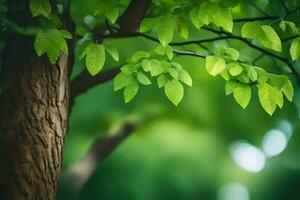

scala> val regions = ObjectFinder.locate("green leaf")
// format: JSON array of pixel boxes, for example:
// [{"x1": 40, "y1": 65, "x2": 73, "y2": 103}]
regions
[
  {"x1": 242, "y1": 23, "x2": 282, "y2": 51},
  {"x1": 105, "y1": 45, "x2": 119, "y2": 61},
  {"x1": 30, "y1": 0, "x2": 51, "y2": 18},
  {"x1": 131, "y1": 51, "x2": 149, "y2": 63},
  {"x1": 189, "y1": 7, "x2": 203, "y2": 29},
  {"x1": 213, "y1": 4, "x2": 233, "y2": 32},
  {"x1": 221, "y1": 70, "x2": 231, "y2": 81},
  {"x1": 178, "y1": 69, "x2": 192, "y2": 86},
  {"x1": 177, "y1": 17, "x2": 189, "y2": 39},
  {"x1": 156, "y1": 15, "x2": 174, "y2": 46},
  {"x1": 199, "y1": 2, "x2": 214, "y2": 25},
  {"x1": 124, "y1": 81, "x2": 139, "y2": 103},
  {"x1": 104, "y1": 7, "x2": 118, "y2": 23},
  {"x1": 85, "y1": 44, "x2": 105, "y2": 76},
  {"x1": 280, "y1": 20, "x2": 299, "y2": 34},
  {"x1": 59, "y1": 30, "x2": 72, "y2": 39},
  {"x1": 199, "y1": 2, "x2": 233, "y2": 32},
  {"x1": 34, "y1": 29, "x2": 69, "y2": 64},
  {"x1": 154, "y1": 45, "x2": 166, "y2": 55},
  {"x1": 157, "y1": 74, "x2": 168, "y2": 88},
  {"x1": 205, "y1": 56, "x2": 226, "y2": 76},
  {"x1": 114, "y1": 72, "x2": 133, "y2": 91},
  {"x1": 228, "y1": 63, "x2": 243, "y2": 76},
  {"x1": 165, "y1": 46, "x2": 174, "y2": 60},
  {"x1": 164, "y1": 79, "x2": 184, "y2": 106},
  {"x1": 149, "y1": 59, "x2": 164, "y2": 76},
  {"x1": 255, "y1": 67, "x2": 268, "y2": 84},
  {"x1": 137, "y1": 72, "x2": 151, "y2": 85},
  {"x1": 257, "y1": 83, "x2": 283, "y2": 115},
  {"x1": 233, "y1": 83, "x2": 251, "y2": 109},
  {"x1": 247, "y1": 67, "x2": 258, "y2": 82},
  {"x1": 142, "y1": 59, "x2": 151, "y2": 72},
  {"x1": 120, "y1": 64, "x2": 136, "y2": 74},
  {"x1": 268, "y1": 74, "x2": 293, "y2": 102},
  {"x1": 290, "y1": 37, "x2": 300, "y2": 61},
  {"x1": 221, "y1": 47, "x2": 239, "y2": 60},
  {"x1": 225, "y1": 80, "x2": 238, "y2": 95},
  {"x1": 282, "y1": 80, "x2": 294, "y2": 101},
  {"x1": 140, "y1": 18, "x2": 155, "y2": 33},
  {"x1": 260, "y1": 25, "x2": 282, "y2": 52},
  {"x1": 241, "y1": 22, "x2": 261, "y2": 39},
  {"x1": 154, "y1": 45, "x2": 173, "y2": 60},
  {"x1": 168, "y1": 68, "x2": 179, "y2": 79}
]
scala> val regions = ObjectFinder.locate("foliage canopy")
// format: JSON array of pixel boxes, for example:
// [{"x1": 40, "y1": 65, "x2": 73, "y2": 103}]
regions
[{"x1": 1, "y1": 0, "x2": 300, "y2": 116}]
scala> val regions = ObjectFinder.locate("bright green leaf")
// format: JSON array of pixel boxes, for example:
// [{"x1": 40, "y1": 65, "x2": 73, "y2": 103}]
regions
[
  {"x1": 114, "y1": 72, "x2": 133, "y2": 91},
  {"x1": 225, "y1": 80, "x2": 238, "y2": 95},
  {"x1": 142, "y1": 59, "x2": 151, "y2": 72},
  {"x1": 178, "y1": 69, "x2": 192, "y2": 86},
  {"x1": 228, "y1": 63, "x2": 243, "y2": 76},
  {"x1": 105, "y1": 45, "x2": 119, "y2": 61},
  {"x1": 149, "y1": 59, "x2": 164, "y2": 76},
  {"x1": 156, "y1": 16, "x2": 174, "y2": 46},
  {"x1": 131, "y1": 51, "x2": 149, "y2": 63},
  {"x1": 85, "y1": 44, "x2": 106, "y2": 76},
  {"x1": 189, "y1": 7, "x2": 203, "y2": 29},
  {"x1": 233, "y1": 83, "x2": 251, "y2": 109},
  {"x1": 257, "y1": 83, "x2": 283, "y2": 115},
  {"x1": 157, "y1": 74, "x2": 168, "y2": 88},
  {"x1": 241, "y1": 22, "x2": 261, "y2": 39},
  {"x1": 290, "y1": 37, "x2": 300, "y2": 61},
  {"x1": 168, "y1": 68, "x2": 179, "y2": 79},
  {"x1": 260, "y1": 25, "x2": 282, "y2": 52},
  {"x1": 137, "y1": 72, "x2": 151, "y2": 85},
  {"x1": 205, "y1": 56, "x2": 226, "y2": 76},
  {"x1": 124, "y1": 81, "x2": 139, "y2": 103},
  {"x1": 164, "y1": 79, "x2": 184, "y2": 106},
  {"x1": 282, "y1": 80, "x2": 294, "y2": 101},
  {"x1": 222, "y1": 47, "x2": 239, "y2": 60}
]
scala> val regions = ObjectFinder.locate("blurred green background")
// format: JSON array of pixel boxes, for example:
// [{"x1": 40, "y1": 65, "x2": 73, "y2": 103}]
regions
[{"x1": 57, "y1": 0, "x2": 300, "y2": 199}]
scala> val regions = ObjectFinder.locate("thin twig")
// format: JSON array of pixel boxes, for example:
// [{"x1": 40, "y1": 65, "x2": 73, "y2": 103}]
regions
[
  {"x1": 173, "y1": 49, "x2": 205, "y2": 58},
  {"x1": 234, "y1": 16, "x2": 278, "y2": 22}
]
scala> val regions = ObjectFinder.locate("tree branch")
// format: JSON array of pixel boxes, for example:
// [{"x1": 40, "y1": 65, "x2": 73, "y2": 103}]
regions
[
  {"x1": 173, "y1": 49, "x2": 205, "y2": 59},
  {"x1": 62, "y1": 122, "x2": 136, "y2": 191},
  {"x1": 70, "y1": 67, "x2": 120, "y2": 101},
  {"x1": 233, "y1": 16, "x2": 278, "y2": 22},
  {"x1": 118, "y1": 0, "x2": 151, "y2": 33}
]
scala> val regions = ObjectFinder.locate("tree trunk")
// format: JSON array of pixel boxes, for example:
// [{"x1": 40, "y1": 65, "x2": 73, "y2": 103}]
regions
[{"x1": 0, "y1": 33, "x2": 69, "y2": 199}]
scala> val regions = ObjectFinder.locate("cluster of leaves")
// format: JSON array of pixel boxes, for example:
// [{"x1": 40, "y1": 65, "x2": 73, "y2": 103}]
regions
[
  {"x1": 30, "y1": 0, "x2": 73, "y2": 64},
  {"x1": 26, "y1": 0, "x2": 298, "y2": 116},
  {"x1": 140, "y1": 1, "x2": 235, "y2": 47},
  {"x1": 114, "y1": 45, "x2": 192, "y2": 105},
  {"x1": 205, "y1": 47, "x2": 293, "y2": 116}
]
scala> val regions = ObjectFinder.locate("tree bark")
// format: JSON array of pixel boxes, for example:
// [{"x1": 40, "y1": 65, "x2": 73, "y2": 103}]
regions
[{"x1": 0, "y1": 34, "x2": 69, "y2": 199}]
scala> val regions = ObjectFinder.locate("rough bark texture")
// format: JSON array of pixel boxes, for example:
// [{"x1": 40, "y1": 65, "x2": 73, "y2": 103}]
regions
[{"x1": 0, "y1": 34, "x2": 69, "y2": 199}]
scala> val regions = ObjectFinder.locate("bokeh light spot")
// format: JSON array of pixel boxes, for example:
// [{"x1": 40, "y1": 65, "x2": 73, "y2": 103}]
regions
[
  {"x1": 262, "y1": 129, "x2": 288, "y2": 157},
  {"x1": 230, "y1": 142, "x2": 265, "y2": 173},
  {"x1": 218, "y1": 183, "x2": 250, "y2": 200}
]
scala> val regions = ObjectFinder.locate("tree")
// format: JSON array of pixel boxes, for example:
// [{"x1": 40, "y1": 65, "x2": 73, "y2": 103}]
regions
[{"x1": 0, "y1": 0, "x2": 299, "y2": 199}]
